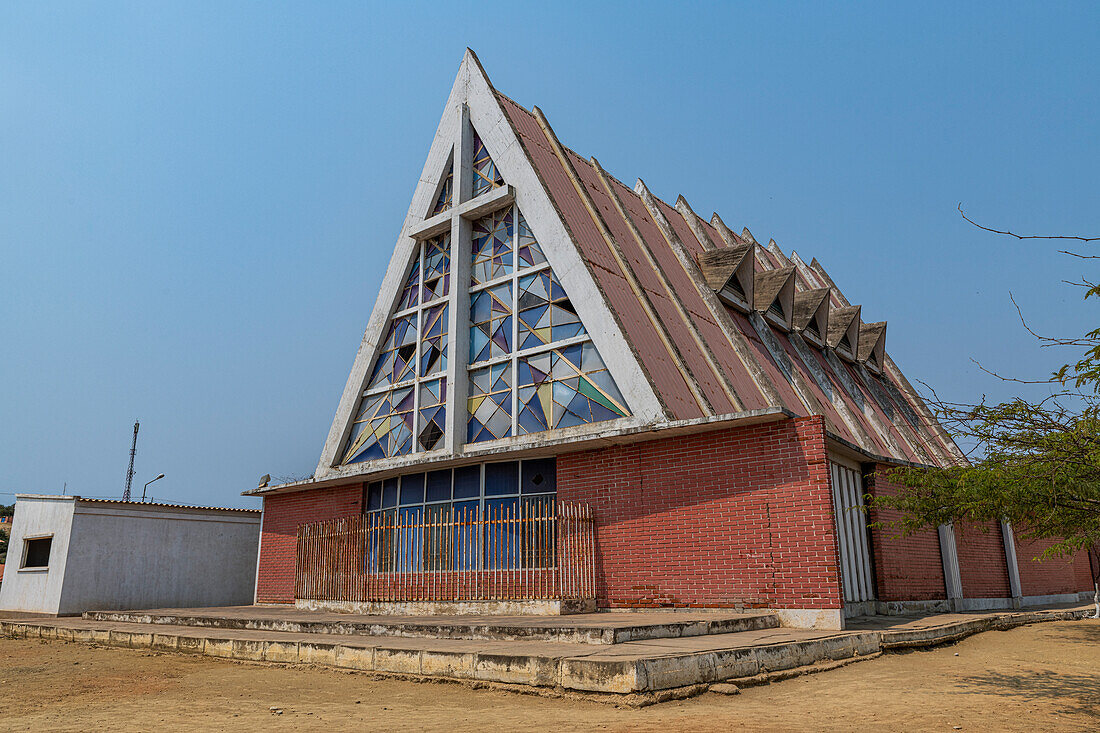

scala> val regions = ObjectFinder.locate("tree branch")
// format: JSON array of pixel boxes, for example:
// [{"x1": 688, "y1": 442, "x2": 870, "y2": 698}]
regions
[{"x1": 959, "y1": 204, "x2": 1100, "y2": 242}]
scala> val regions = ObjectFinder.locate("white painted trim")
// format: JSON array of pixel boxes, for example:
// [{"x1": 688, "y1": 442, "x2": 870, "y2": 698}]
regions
[
  {"x1": 315, "y1": 76, "x2": 463, "y2": 477},
  {"x1": 248, "y1": 406, "x2": 789, "y2": 496},
  {"x1": 938, "y1": 523, "x2": 963, "y2": 601},
  {"x1": 316, "y1": 51, "x2": 665, "y2": 477},
  {"x1": 1000, "y1": 520, "x2": 1023, "y2": 599},
  {"x1": 253, "y1": 504, "x2": 265, "y2": 605}
]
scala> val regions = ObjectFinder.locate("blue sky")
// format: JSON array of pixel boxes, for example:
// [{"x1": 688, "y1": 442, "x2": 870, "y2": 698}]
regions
[{"x1": 2, "y1": 2, "x2": 1097, "y2": 508}]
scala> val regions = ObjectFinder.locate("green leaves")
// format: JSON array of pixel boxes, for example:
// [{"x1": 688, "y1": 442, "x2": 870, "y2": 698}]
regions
[{"x1": 873, "y1": 272, "x2": 1100, "y2": 559}]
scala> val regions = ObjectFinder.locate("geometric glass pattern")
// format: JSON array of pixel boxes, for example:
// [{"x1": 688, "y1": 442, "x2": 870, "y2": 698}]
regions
[
  {"x1": 465, "y1": 202, "x2": 630, "y2": 443},
  {"x1": 516, "y1": 342, "x2": 629, "y2": 434},
  {"x1": 468, "y1": 363, "x2": 512, "y2": 443},
  {"x1": 342, "y1": 385, "x2": 415, "y2": 462},
  {"x1": 418, "y1": 377, "x2": 447, "y2": 451},
  {"x1": 431, "y1": 162, "x2": 453, "y2": 216},
  {"x1": 471, "y1": 208, "x2": 513, "y2": 285},
  {"x1": 422, "y1": 233, "x2": 450, "y2": 302},
  {"x1": 471, "y1": 130, "x2": 503, "y2": 198},
  {"x1": 368, "y1": 312, "x2": 418, "y2": 389},
  {"x1": 341, "y1": 232, "x2": 456, "y2": 464},
  {"x1": 517, "y1": 212, "x2": 546, "y2": 270},
  {"x1": 397, "y1": 258, "x2": 420, "y2": 311},
  {"x1": 517, "y1": 269, "x2": 585, "y2": 350},
  {"x1": 420, "y1": 303, "x2": 448, "y2": 377},
  {"x1": 469, "y1": 283, "x2": 512, "y2": 364}
]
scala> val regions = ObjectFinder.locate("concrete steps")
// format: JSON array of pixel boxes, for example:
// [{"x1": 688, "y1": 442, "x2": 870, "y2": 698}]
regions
[
  {"x1": 0, "y1": 615, "x2": 873, "y2": 697},
  {"x1": 83, "y1": 606, "x2": 780, "y2": 645},
  {"x1": 2, "y1": 603, "x2": 1092, "y2": 703}
]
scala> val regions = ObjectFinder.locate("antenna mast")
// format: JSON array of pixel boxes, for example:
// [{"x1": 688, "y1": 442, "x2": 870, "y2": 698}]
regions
[{"x1": 123, "y1": 421, "x2": 139, "y2": 501}]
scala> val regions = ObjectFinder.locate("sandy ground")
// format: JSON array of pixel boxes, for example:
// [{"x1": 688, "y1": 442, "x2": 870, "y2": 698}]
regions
[{"x1": 0, "y1": 620, "x2": 1097, "y2": 732}]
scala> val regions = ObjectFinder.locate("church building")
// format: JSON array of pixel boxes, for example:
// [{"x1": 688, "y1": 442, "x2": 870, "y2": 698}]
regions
[{"x1": 247, "y1": 51, "x2": 1095, "y2": 629}]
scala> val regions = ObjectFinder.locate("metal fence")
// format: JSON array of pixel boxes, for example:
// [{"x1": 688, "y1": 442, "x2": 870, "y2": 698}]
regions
[{"x1": 295, "y1": 501, "x2": 596, "y2": 603}]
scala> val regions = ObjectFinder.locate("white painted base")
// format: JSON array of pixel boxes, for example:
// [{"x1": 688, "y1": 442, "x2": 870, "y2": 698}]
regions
[
  {"x1": 295, "y1": 598, "x2": 596, "y2": 616},
  {"x1": 861, "y1": 591, "x2": 1094, "y2": 616},
  {"x1": 1019, "y1": 591, "x2": 1093, "y2": 608},
  {"x1": 773, "y1": 608, "x2": 844, "y2": 630}
]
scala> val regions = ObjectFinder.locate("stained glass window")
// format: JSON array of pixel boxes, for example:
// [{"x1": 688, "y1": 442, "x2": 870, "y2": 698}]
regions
[
  {"x1": 517, "y1": 269, "x2": 585, "y2": 350},
  {"x1": 471, "y1": 208, "x2": 513, "y2": 285},
  {"x1": 418, "y1": 378, "x2": 446, "y2": 451},
  {"x1": 431, "y1": 163, "x2": 453, "y2": 215},
  {"x1": 516, "y1": 342, "x2": 628, "y2": 434},
  {"x1": 343, "y1": 231, "x2": 454, "y2": 464},
  {"x1": 397, "y1": 259, "x2": 420, "y2": 311},
  {"x1": 469, "y1": 283, "x2": 512, "y2": 363},
  {"x1": 342, "y1": 385, "x2": 415, "y2": 462},
  {"x1": 466, "y1": 203, "x2": 631, "y2": 443},
  {"x1": 468, "y1": 363, "x2": 512, "y2": 442},
  {"x1": 471, "y1": 131, "x2": 503, "y2": 197},
  {"x1": 368, "y1": 313, "x2": 418, "y2": 389},
  {"x1": 420, "y1": 303, "x2": 448, "y2": 377},
  {"x1": 517, "y1": 213, "x2": 546, "y2": 270},
  {"x1": 422, "y1": 233, "x2": 450, "y2": 302}
]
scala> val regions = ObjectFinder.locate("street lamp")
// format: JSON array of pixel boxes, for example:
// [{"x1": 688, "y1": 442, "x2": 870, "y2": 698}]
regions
[{"x1": 142, "y1": 473, "x2": 165, "y2": 503}]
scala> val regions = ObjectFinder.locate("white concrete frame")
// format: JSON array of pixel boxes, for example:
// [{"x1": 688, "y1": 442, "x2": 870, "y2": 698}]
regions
[
  {"x1": 315, "y1": 51, "x2": 662, "y2": 480},
  {"x1": 828, "y1": 456, "x2": 875, "y2": 606}
]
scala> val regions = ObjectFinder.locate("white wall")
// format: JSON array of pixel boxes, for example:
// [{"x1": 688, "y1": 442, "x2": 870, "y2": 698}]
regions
[
  {"x1": 0, "y1": 496, "x2": 77, "y2": 614},
  {"x1": 0, "y1": 496, "x2": 261, "y2": 615}
]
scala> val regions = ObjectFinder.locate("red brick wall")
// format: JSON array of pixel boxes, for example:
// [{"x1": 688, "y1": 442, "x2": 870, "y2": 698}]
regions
[
  {"x1": 557, "y1": 416, "x2": 842, "y2": 610},
  {"x1": 865, "y1": 466, "x2": 947, "y2": 602},
  {"x1": 955, "y1": 521, "x2": 1011, "y2": 599},
  {"x1": 1074, "y1": 549, "x2": 1098, "y2": 593},
  {"x1": 256, "y1": 484, "x2": 363, "y2": 603},
  {"x1": 1015, "y1": 539, "x2": 1093, "y2": 597}
]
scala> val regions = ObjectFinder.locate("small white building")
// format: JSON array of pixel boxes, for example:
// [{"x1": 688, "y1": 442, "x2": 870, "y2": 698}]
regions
[{"x1": 0, "y1": 494, "x2": 261, "y2": 615}]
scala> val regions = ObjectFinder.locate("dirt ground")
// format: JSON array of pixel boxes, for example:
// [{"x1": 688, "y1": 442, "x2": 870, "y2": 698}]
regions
[{"x1": 0, "y1": 620, "x2": 1097, "y2": 732}]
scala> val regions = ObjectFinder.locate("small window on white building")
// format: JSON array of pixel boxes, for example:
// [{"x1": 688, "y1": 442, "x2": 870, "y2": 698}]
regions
[{"x1": 21, "y1": 536, "x2": 52, "y2": 569}]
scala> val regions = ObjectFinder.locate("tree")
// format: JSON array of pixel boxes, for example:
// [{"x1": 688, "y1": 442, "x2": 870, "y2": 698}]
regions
[{"x1": 873, "y1": 206, "x2": 1100, "y2": 613}]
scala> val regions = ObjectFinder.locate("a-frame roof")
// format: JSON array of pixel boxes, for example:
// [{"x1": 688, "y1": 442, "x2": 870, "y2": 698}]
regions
[
  {"x1": 489, "y1": 59, "x2": 964, "y2": 469},
  {"x1": 246, "y1": 50, "x2": 964, "y2": 497}
]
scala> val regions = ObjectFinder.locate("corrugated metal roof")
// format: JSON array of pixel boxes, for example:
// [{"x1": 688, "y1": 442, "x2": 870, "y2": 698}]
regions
[
  {"x1": 494, "y1": 85, "x2": 965, "y2": 469},
  {"x1": 73, "y1": 496, "x2": 260, "y2": 513}
]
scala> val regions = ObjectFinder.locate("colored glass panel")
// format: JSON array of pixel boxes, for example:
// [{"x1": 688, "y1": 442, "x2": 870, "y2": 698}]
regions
[
  {"x1": 516, "y1": 212, "x2": 546, "y2": 270},
  {"x1": 397, "y1": 258, "x2": 420, "y2": 310},
  {"x1": 517, "y1": 268, "x2": 586, "y2": 350},
  {"x1": 516, "y1": 342, "x2": 629, "y2": 434},
  {"x1": 471, "y1": 130, "x2": 503, "y2": 197},
  {"x1": 431, "y1": 163, "x2": 453, "y2": 215},
  {"x1": 469, "y1": 283, "x2": 512, "y2": 363},
  {"x1": 418, "y1": 378, "x2": 447, "y2": 451},
  {"x1": 420, "y1": 303, "x2": 448, "y2": 377},
  {"x1": 471, "y1": 208, "x2": 513, "y2": 285},
  {"x1": 467, "y1": 362, "x2": 512, "y2": 443},
  {"x1": 422, "y1": 233, "x2": 450, "y2": 302},
  {"x1": 368, "y1": 312, "x2": 418, "y2": 389},
  {"x1": 342, "y1": 385, "x2": 415, "y2": 462}
]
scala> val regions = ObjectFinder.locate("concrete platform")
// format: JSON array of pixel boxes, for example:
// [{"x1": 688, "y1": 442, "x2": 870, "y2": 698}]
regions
[
  {"x1": 83, "y1": 605, "x2": 779, "y2": 644},
  {"x1": 2, "y1": 603, "x2": 1095, "y2": 702}
]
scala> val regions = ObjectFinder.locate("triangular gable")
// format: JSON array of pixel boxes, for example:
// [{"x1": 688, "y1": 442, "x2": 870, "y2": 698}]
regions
[
  {"x1": 754, "y1": 266, "x2": 796, "y2": 330},
  {"x1": 857, "y1": 321, "x2": 887, "y2": 372},
  {"x1": 827, "y1": 305, "x2": 861, "y2": 359},
  {"x1": 697, "y1": 244, "x2": 754, "y2": 310},
  {"x1": 316, "y1": 51, "x2": 662, "y2": 478},
  {"x1": 793, "y1": 288, "x2": 830, "y2": 346}
]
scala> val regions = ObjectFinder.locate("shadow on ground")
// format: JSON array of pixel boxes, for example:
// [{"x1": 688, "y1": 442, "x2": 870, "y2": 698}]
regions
[{"x1": 956, "y1": 669, "x2": 1100, "y2": 720}]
